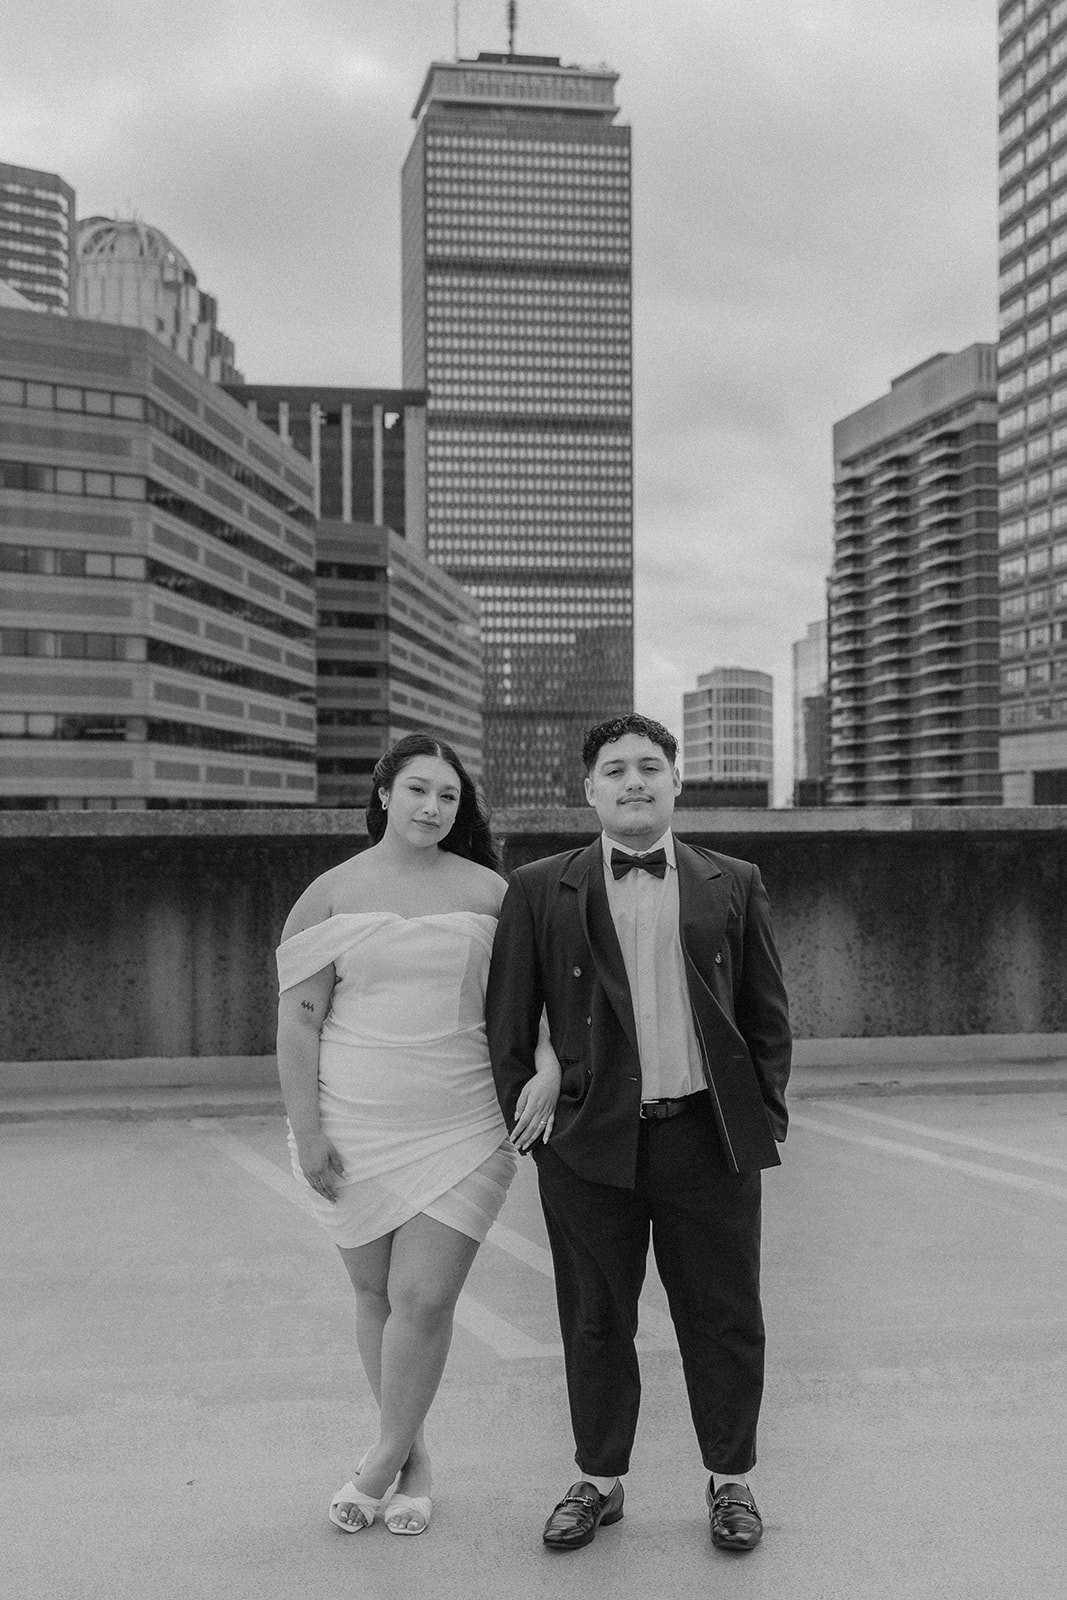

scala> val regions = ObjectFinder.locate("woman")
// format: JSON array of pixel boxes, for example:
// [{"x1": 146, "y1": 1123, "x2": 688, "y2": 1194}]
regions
[{"x1": 276, "y1": 732, "x2": 559, "y2": 1536}]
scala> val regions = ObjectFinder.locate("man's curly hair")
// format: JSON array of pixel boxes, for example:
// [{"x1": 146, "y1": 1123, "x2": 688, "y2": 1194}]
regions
[{"x1": 582, "y1": 713, "x2": 678, "y2": 771}]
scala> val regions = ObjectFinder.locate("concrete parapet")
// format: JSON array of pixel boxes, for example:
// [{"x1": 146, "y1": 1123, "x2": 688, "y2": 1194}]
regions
[{"x1": 2, "y1": 807, "x2": 1067, "y2": 1068}]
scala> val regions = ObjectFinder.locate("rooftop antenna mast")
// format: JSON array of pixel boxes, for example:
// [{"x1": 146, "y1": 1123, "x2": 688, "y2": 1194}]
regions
[
  {"x1": 453, "y1": 0, "x2": 460, "y2": 59},
  {"x1": 507, "y1": 0, "x2": 517, "y2": 56}
]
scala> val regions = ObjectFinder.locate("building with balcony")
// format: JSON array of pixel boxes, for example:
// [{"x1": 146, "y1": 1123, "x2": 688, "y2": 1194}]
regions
[
  {"x1": 76, "y1": 217, "x2": 241, "y2": 384},
  {"x1": 227, "y1": 386, "x2": 482, "y2": 803},
  {"x1": 792, "y1": 618, "x2": 828, "y2": 805},
  {"x1": 997, "y1": 0, "x2": 1067, "y2": 804},
  {"x1": 0, "y1": 161, "x2": 76, "y2": 314},
  {"x1": 828, "y1": 346, "x2": 1000, "y2": 806},
  {"x1": 0, "y1": 305, "x2": 317, "y2": 808},
  {"x1": 682, "y1": 667, "x2": 773, "y2": 806},
  {"x1": 402, "y1": 51, "x2": 633, "y2": 806}
]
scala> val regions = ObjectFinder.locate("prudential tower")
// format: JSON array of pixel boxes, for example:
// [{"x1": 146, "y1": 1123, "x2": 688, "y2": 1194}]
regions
[{"x1": 401, "y1": 48, "x2": 634, "y2": 805}]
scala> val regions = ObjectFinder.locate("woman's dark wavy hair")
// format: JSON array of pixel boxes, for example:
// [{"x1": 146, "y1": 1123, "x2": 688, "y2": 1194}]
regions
[{"x1": 365, "y1": 731, "x2": 502, "y2": 871}]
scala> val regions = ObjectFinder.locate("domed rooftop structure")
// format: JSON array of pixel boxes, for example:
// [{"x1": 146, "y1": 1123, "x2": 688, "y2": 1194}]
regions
[
  {"x1": 75, "y1": 214, "x2": 241, "y2": 384},
  {"x1": 77, "y1": 217, "x2": 197, "y2": 284}
]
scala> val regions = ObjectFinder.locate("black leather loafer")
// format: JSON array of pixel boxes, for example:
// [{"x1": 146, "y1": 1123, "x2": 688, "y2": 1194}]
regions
[
  {"x1": 707, "y1": 1479, "x2": 762, "y2": 1551},
  {"x1": 542, "y1": 1479, "x2": 624, "y2": 1550}
]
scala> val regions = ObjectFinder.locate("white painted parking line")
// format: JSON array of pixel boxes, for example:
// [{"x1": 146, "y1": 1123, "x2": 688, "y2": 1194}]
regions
[
  {"x1": 814, "y1": 1101, "x2": 1067, "y2": 1173},
  {"x1": 791, "y1": 1111, "x2": 1067, "y2": 1203}
]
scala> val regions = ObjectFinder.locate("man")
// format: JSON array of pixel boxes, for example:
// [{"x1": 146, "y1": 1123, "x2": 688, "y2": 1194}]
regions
[{"x1": 486, "y1": 713, "x2": 790, "y2": 1555}]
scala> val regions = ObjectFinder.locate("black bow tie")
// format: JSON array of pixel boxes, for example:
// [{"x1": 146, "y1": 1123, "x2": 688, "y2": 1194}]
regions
[{"x1": 610, "y1": 847, "x2": 668, "y2": 880}]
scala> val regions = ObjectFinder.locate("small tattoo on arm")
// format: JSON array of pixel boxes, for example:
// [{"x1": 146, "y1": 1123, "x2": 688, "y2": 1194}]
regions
[{"x1": 300, "y1": 1000, "x2": 316, "y2": 1014}]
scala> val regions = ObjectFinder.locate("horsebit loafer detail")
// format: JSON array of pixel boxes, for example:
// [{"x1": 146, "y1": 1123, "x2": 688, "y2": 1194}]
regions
[
  {"x1": 542, "y1": 1479, "x2": 625, "y2": 1550},
  {"x1": 707, "y1": 1480, "x2": 763, "y2": 1551}
]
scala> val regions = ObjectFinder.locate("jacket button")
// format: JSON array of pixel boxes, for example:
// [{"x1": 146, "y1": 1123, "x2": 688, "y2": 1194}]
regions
[
  {"x1": 573, "y1": 966, "x2": 582, "y2": 977},
  {"x1": 714, "y1": 952, "x2": 723, "y2": 964},
  {"x1": 586, "y1": 1015, "x2": 592, "y2": 1025}
]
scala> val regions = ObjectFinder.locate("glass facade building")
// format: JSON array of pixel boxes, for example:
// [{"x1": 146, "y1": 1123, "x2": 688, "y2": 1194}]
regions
[
  {"x1": 683, "y1": 668, "x2": 774, "y2": 804},
  {"x1": 828, "y1": 347, "x2": 1000, "y2": 806},
  {"x1": 402, "y1": 52, "x2": 633, "y2": 806},
  {"x1": 0, "y1": 306, "x2": 317, "y2": 808},
  {"x1": 0, "y1": 161, "x2": 76, "y2": 314},
  {"x1": 997, "y1": 0, "x2": 1067, "y2": 804}
]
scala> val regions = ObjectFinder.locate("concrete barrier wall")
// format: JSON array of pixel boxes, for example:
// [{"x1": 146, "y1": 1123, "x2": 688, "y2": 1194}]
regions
[{"x1": 2, "y1": 807, "x2": 1066, "y2": 1064}]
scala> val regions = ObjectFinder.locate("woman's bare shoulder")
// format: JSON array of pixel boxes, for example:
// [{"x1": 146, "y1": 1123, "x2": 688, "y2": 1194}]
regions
[
  {"x1": 448, "y1": 856, "x2": 508, "y2": 914},
  {"x1": 280, "y1": 850, "x2": 375, "y2": 938}
]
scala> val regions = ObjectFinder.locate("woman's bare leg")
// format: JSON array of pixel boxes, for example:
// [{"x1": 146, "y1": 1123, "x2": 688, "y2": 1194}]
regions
[{"x1": 351, "y1": 1213, "x2": 479, "y2": 1523}]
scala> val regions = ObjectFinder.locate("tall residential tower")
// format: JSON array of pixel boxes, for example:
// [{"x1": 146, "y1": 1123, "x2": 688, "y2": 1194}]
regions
[
  {"x1": 997, "y1": 0, "x2": 1067, "y2": 803},
  {"x1": 828, "y1": 347, "x2": 1000, "y2": 805},
  {"x1": 402, "y1": 52, "x2": 633, "y2": 805}
]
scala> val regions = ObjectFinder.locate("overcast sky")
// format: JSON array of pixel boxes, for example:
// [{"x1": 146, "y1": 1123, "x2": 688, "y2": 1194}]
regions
[{"x1": 0, "y1": 0, "x2": 997, "y2": 800}]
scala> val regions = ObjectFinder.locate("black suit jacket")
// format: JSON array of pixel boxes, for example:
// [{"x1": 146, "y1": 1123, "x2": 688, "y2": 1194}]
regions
[{"x1": 486, "y1": 836, "x2": 791, "y2": 1187}]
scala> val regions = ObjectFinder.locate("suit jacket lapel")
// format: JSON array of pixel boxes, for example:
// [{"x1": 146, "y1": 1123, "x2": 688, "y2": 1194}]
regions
[
  {"x1": 562, "y1": 840, "x2": 639, "y2": 1059},
  {"x1": 675, "y1": 838, "x2": 730, "y2": 988}
]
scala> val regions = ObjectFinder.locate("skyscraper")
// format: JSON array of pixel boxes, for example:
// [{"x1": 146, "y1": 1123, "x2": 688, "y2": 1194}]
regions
[
  {"x1": 77, "y1": 217, "x2": 241, "y2": 383},
  {"x1": 683, "y1": 668, "x2": 774, "y2": 805},
  {"x1": 827, "y1": 347, "x2": 1000, "y2": 806},
  {"x1": 402, "y1": 51, "x2": 633, "y2": 805},
  {"x1": 0, "y1": 161, "x2": 76, "y2": 313},
  {"x1": 997, "y1": 0, "x2": 1067, "y2": 803}
]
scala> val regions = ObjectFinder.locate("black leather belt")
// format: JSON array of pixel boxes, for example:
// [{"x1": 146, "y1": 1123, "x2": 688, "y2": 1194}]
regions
[{"x1": 639, "y1": 1090, "x2": 708, "y2": 1121}]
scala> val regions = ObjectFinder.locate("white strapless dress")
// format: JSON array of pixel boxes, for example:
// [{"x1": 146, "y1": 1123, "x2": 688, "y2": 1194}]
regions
[{"x1": 275, "y1": 911, "x2": 516, "y2": 1249}]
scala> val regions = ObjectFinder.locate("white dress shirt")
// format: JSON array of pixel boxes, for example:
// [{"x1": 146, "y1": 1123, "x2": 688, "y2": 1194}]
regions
[{"x1": 600, "y1": 829, "x2": 705, "y2": 1101}]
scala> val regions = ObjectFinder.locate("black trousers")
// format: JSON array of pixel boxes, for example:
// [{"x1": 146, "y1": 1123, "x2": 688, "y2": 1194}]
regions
[{"x1": 535, "y1": 1094, "x2": 764, "y2": 1478}]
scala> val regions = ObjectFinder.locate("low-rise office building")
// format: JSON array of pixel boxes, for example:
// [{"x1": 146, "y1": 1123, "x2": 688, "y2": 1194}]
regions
[{"x1": 0, "y1": 305, "x2": 317, "y2": 808}]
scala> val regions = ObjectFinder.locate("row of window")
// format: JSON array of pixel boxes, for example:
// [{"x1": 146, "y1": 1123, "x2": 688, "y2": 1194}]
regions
[
  {"x1": 1000, "y1": 698, "x2": 1067, "y2": 723},
  {"x1": 427, "y1": 138, "x2": 626, "y2": 162},
  {"x1": 428, "y1": 271, "x2": 628, "y2": 293},
  {"x1": 0, "y1": 713, "x2": 311, "y2": 760},
  {"x1": 0, "y1": 459, "x2": 311, "y2": 586},
  {"x1": 1, "y1": 374, "x2": 311, "y2": 524},
  {"x1": 0, "y1": 630, "x2": 312, "y2": 702},
  {"x1": 0, "y1": 459, "x2": 144, "y2": 499},
  {"x1": 0, "y1": 197, "x2": 68, "y2": 226},
  {"x1": 0, "y1": 544, "x2": 144, "y2": 579},
  {"x1": 427, "y1": 245, "x2": 630, "y2": 267},
  {"x1": 0, "y1": 375, "x2": 144, "y2": 418},
  {"x1": 0, "y1": 179, "x2": 71, "y2": 206},
  {"x1": 999, "y1": 504, "x2": 1067, "y2": 544},
  {"x1": 429, "y1": 432, "x2": 630, "y2": 454},
  {"x1": 1002, "y1": 619, "x2": 1067, "y2": 652},
  {"x1": 1002, "y1": 656, "x2": 1067, "y2": 687}
]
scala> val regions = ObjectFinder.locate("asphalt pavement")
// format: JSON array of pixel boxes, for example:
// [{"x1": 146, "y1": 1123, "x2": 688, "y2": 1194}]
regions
[{"x1": 2, "y1": 1084, "x2": 1066, "y2": 1600}]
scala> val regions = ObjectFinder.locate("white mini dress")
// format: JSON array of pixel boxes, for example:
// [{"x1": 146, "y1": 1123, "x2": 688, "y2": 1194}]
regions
[{"x1": 275, "y1": 911, "x2": 515, "y2": 1249}]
